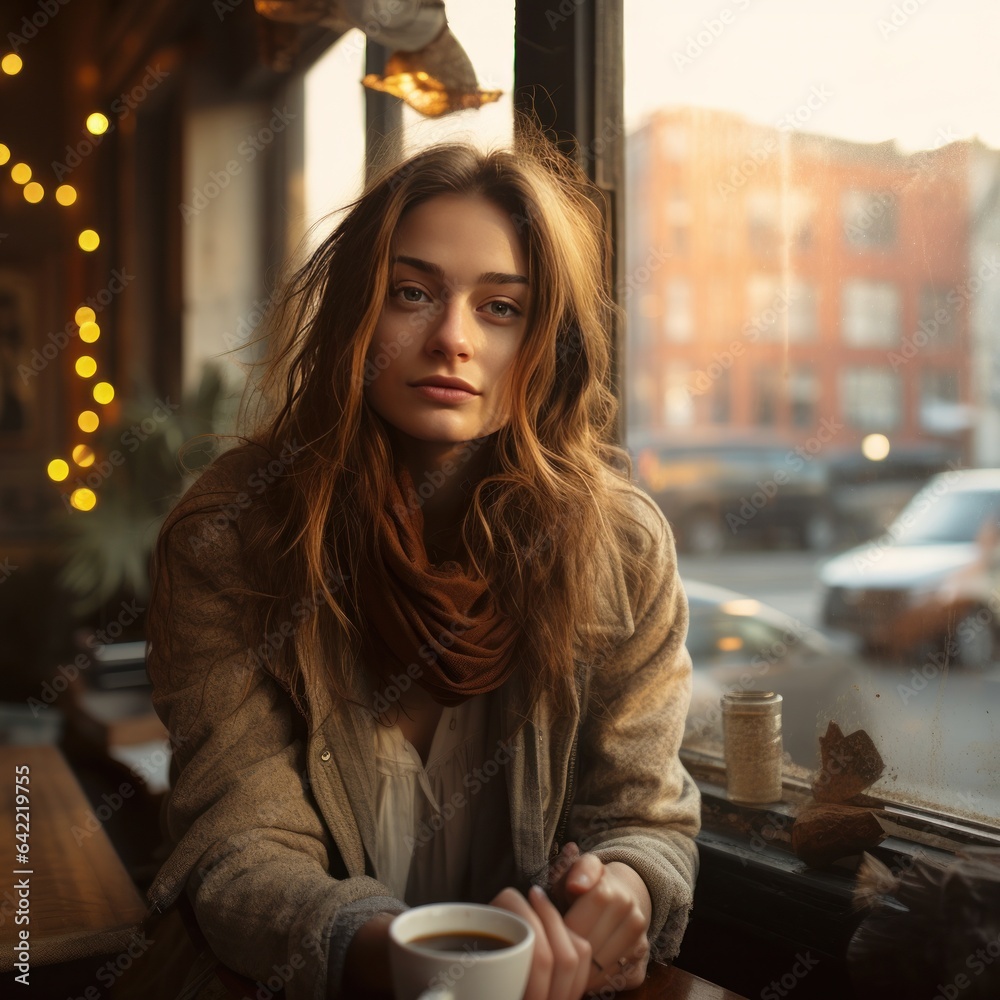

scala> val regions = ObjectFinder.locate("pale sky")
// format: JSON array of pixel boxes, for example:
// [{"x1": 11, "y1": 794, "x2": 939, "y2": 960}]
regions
[
  {"x1": 303, "y1": 0, "x2": 1000, "y2": 230},
  {"x1": 625, "y1": 0, "x2": 1000, "y2": 151}
]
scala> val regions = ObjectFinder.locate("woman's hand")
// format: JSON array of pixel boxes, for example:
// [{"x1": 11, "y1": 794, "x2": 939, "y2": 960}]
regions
[
  {"x1": 489, "y1": 885, "x2": 592, "y2": 1000},
  {"x1": 556, "y1": 844, "x2": 653, "y2": 993}
]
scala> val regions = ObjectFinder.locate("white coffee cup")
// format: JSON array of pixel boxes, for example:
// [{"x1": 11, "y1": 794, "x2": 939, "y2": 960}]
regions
[{"x1": 389, "y1": 902, "x2": 535, "y2": 1000}]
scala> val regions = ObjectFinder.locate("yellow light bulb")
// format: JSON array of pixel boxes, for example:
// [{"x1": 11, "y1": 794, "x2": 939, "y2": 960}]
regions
[
  {"x1": 75, "y1": 306, "x2": 96, "y2": 325},
  {"x1": 23, "y1": 181, "x2": 43, "y2": 203},
  {"x1": 0, "y1": 144, "x2": 10, "y2": 166},
  {"x1": 75, "y1": 355, "x2": 97, "y2": 378},
  {"x1": 10, "y1": 162, "x2": 31, "y2": 184},
  {"x1": 1, "y1": 54, "x2": 22, "y2": 76},
  {"x1": 56, "y1": 184, "x2": 77, "y2": 206},
  {"x1": 70, "y1": 488, "x2": 97, "y2": 511},
  {"x1": 79, "y1": 321, "x2": 100, "y2": 343},
  {"x1": 86, "y1": 113, "x2": 109, "y2": 136},
  {"x1": 78, "y1": 229, "x2": 100, "y2": 252},
  {"x1": 93, "y1": 382, "x2": 115, "y2": 404},
  {"x1": 72, "y1": 444, "x2": 95, "y2": 468},
  {"x1": 78, "y1": 410, "x2": 99, "y2": 433},
  {"x1": 47, "y1": 459, "x2": 69, "y2": 482}
]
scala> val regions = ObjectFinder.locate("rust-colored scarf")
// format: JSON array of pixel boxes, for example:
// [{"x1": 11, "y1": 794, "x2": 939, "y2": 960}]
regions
[{"x1": 357, "y1": 463, "x2": 520, "y2": 707}]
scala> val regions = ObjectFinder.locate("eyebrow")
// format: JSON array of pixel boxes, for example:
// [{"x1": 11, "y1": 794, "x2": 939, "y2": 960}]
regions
[{"x1": 393, "y1": 255, "x2": 529, "y2": 286}]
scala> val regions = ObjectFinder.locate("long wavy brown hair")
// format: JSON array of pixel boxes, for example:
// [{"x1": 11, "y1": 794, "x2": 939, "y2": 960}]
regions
[{"x1": 153, "y1": 125, "x2": 663, "y2": 723}]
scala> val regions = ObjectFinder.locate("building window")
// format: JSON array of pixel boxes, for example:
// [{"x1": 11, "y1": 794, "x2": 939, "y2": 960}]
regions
[
  {"x1": 842, "y1": 279, "x2": 901, "y2": 347},
  {"x1": 746, "y1": 189, "x2": 780, "y2": 255},
  {"x1": 630, "y1": 369, "x2": 659, "y2": 428},
  {"x1": 710, "y1": 367, "x2": 731, "y2": 424},
  {"x1": 842, "y1": 369, "x2": 902, "y2": 430},
  {"x1": 753, "y1": 367, "x2": 780, "y2": 425},
  {"x1": 665, "y1": 278, "x2": 693, "y2": 342},
  {"x1": 842, "y1": 190, "x2": 898, "y2": 249},
  {"x1": 747, "y1": 276, "x2": 816, "y2": 341},
  {"x1": 920, "y1": 369, "x2": 966, "y2": 433},
  {"x1": 707, "y1": 278, "x2": 728, "y2": 337},
  {"x1": 660, "y1": 123, "x2": 688, "y2": 162},
  {"x1": 789, "y1": 368, "x2": 817, "y2": 428},
  {"x1": 789, "y1": 188, "x2": 815, "y2": 252},
  {"x1": 918, "y1": 285, "x2": 958, "y2": 345},
  {"x1": 666, "y1": 194, "x2": 691, "y2": 254},
  {"x1": 665, "y1": 363, "x2": 694, "y2": 426}
]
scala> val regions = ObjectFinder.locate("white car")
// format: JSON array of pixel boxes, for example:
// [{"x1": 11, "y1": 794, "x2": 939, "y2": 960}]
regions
[{"x1": 819, "y1": 469, "x2": 1000, "y2": 667}]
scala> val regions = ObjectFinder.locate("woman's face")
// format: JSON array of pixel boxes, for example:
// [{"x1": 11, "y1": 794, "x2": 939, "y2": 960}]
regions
[{"x1": 364, "y1": 193, "x2": 531, "y2": 456}]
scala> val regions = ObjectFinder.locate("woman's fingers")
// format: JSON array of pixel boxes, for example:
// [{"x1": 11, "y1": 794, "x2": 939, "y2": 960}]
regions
[
  {"x1": 559, "y1": 858, "x2": 652, "y2": 993},
  {"x1": 490, "y1": 886, "x2": 590, "y2": 1000},
  {"x1": 528, "y1": 884, "x2": 591, "y2": 1000},
  {"x1": 489, "y1": 888, "x2": 551, "y2": 1000}
]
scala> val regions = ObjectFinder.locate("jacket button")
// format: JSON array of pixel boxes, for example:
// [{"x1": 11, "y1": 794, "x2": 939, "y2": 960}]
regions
[{"x1": 320, "y1": 749, "x2": 331, "y2": 762}]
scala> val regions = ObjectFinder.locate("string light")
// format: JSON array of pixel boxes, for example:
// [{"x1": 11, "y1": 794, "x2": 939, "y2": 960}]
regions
[
  {"x1": 72, "y1": 445, "x2": 95, "y2": 468},
  {"x1": 70, "y1": 488, "x2": 97, "y2": 511},
  {"x1": 78, "y1": 410, "x2": 99, "y2": 433},
  {"x1": 93, "y1": 382, "x2": 115, "y2": 404},
  {"x1": 55, "y1": 184, "x2": 77, "y2": 206},
  {"x1": 10, "y1": 162, "x2": 31, "y2": 184},
  {"x1": 78, "y1": 229, "x2": 100, "y2": 251},
  {"x1": 79, "y1": 321, "x2": 100, "y2": 343},
  {"x1": 86, "y1": 113, "x2": 109, "y2": 135},
  {"x1": 1, "y1": 54, "x2": 22, "y2": 76},
  {"x1": 47, "y1": 459, "x2": 69, "y2": 482},
  {"x1": 23, "y1": 181, "x2": 43, "y2": 203},
  {"x1": 0, "y1": 144, "x2": 10, "y2": 165},
  {"x1": 75, "y1": 306, "x2": 96, "y2": 325},
  {"x1": 75, "y1": 356, "x2": 97, "y2": 378}
]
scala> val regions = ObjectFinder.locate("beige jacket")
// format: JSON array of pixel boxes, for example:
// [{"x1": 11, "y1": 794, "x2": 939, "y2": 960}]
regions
[{"x1": 144, "y1": 446, "x2": 700, "y2": 1000}]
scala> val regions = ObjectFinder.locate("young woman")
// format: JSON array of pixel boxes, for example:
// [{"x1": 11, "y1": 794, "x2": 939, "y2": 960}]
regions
[{"x1": 142, "y1": 132, "x2": 700, "y2": 1000}]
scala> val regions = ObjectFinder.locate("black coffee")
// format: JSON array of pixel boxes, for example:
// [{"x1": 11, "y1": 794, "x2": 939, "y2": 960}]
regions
[{"x1": 411, "y1": 931, "x2": 514, "y2": 953}]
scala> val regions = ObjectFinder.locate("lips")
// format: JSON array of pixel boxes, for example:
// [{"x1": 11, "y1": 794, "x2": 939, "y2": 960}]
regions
[{"x1": 410, "y1": 376, "x2": 479, "y2": 394}]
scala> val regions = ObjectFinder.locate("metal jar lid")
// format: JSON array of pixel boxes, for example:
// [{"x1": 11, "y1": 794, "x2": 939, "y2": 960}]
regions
[{"x1": 721, "y1": 690, "x2": 783, "y2": 714}]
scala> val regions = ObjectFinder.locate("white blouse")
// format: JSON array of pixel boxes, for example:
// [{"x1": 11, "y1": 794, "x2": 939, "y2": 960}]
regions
[{"x1": 373, "y1": 690, "x2": 516, "y2": 906}]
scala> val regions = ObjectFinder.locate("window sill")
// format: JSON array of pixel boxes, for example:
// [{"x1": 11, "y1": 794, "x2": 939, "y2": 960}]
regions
[
  {"x1": 681, "y1": 746, "x2": 1000, "y2": 853},
  {"x1": 676, "y1": 756, "x2": 999, "y2": 998}
]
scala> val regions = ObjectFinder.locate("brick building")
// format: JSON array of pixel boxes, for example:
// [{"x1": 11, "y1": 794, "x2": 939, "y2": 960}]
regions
[{"x1": 624, "y1": 108, "x2": 973, "y2": 459}]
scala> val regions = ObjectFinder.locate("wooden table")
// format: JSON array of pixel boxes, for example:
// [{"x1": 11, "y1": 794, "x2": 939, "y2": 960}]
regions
[
  {"x1": 630, "y1": 963, "x2": 749, "y2": 999},
  {"x1": 0, "y1": 744, "x2": 147, "y2": 972}
]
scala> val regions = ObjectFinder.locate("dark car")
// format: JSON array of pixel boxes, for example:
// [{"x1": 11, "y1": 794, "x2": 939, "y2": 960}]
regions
[{"x1": 628, "y1": 436, "x2": 834, "y2": 555}]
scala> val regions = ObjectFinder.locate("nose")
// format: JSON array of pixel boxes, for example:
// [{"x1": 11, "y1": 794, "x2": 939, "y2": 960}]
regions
[{"x1": 423, "y1": 291, "x2": 474, "y2": 362}]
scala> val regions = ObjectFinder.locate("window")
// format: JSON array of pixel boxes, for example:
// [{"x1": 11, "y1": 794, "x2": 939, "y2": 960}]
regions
[
  {"x1": 842, "y1": 279, "x2": 901, "y2": 346},
  {"x1": 746, "y1": 189, "x2": 780, "y2": 255},
  {"x1": 920, "y1": 368, "x2": 965, "y2": 432},
  {"x1": 788, "y1": 188, "x2": 815, "y2": 252},
  {"x1": 789, "y1": 368, "x2": 817, "y2": 428},
  {"x1": 706, "y1": 278, "x2": 728, "y2": 337},
  {"x1": 664, "y1": 363, "x2": 694, "y2": 426},
  {"x1": 753, "y1": 368, "x2": 780, "y2": 425},
  {"x1": 843, "y1": 189, "x2": 898, "y2": 249},
  {"x1": 302, "y1": 34, "x2": 366, "y2": 245},
  {"x1": 664, "y1": 278, "x2": 693, "y2": 342},
  {"x1": 709, "y1": 368, "x2": 731, "y2": 425},
  {"x1": 666, "y1": 194, "x2": 691, "y2": 254},
  {"x1": 919, "y1": 285, "x2": 958, "y2": 345},
  {"x1": 842, "y1": 368, "x2": 902, "y2": 429},
  {"x1": 747, "y1": 276, "x2": 817, "y2": 342},
  {"x1": 625, "y1": 1, "x2": 998, "y2": 833},
  {"x1": 660, "y1": 122, "x2": 688, "y2": 162}
]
